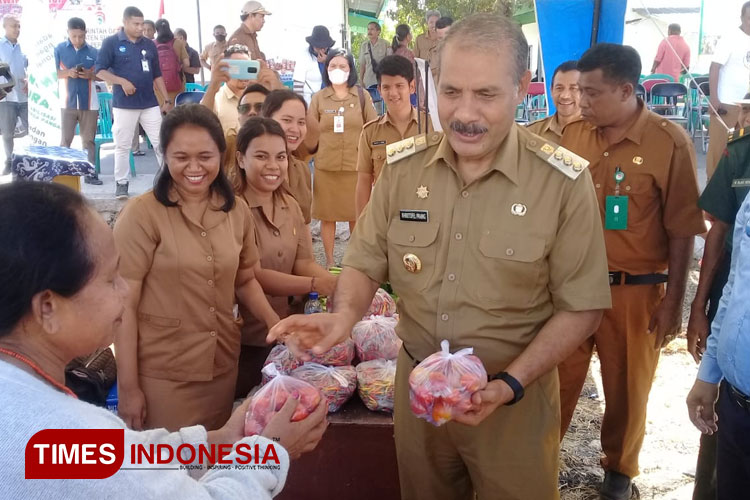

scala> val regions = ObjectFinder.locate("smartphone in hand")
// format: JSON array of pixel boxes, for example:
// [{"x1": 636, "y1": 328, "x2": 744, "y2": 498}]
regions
[{"x1": 221, "y1": 59, "x2": 259, "y2": 80}]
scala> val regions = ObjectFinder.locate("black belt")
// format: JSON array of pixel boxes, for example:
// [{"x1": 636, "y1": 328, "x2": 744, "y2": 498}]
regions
[
  {"x1": 728, "y1": 383, "x2": 750, "y2": 412},
  {"x1": 402, "y1": 344, "x2": 421, "y2": 367},
  {"x1": 608, "y1": 271, "x2": 668, "y2": 286}
]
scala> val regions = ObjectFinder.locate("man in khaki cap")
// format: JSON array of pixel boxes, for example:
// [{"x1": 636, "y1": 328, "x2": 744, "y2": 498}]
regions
[
  {"x1": 228, "y1": 1, "x2": 270, "y2": 61},
  {"x1": 268, "y1": 14, "x2": 611, "y2": 500}
]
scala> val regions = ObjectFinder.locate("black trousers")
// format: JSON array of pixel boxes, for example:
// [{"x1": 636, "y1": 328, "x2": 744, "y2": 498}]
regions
[{"x1": 717, "y1": 382, "x2": 750, "y2": 499}]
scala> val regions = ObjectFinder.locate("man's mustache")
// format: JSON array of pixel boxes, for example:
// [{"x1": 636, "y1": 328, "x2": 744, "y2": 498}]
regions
[{"x1": 450, "y1": 121, "x2": 488, "y2": 135}]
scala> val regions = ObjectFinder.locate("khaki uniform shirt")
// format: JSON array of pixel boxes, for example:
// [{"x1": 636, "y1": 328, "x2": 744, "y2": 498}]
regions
[
  {"x1": 357, "y1": 108, "x2": 424, "y2": 182},
  {"x1": 227, "y1": 25, "x2": 264, "y2": 61},
  {"x1": 358, "y1": 38, "x2": 391, "y2": 88},
  {"x1": 562, "y1": 104, "x2": 706, "y2": 275},
  {"x1": 286, "y1": 155, "x2": 313, "y2": 224},
  {"x1": 310, "y1": 86, "x2": 378, "y2": 172},
  {"x1": 201, "y1": 40, "x2": 228, "y2": 68},
  {"x1": 414, "y1": 33, "x2": 439, "y2": 63},
  {"x1": 239, "y1": 189, "x2": 314, "y2": 345},
  {"x1": 113, "y1": 190, "x2": 260, "y2": 381},
  {"x1": 526, "y1": 114, "x2": 581, "y2": 143},
  {"x1": 343, "y1": 125, "x2": 612, "y2": 372},
  {"x1": 215, "y1": 84, "x2": 240, "y2": 135}
]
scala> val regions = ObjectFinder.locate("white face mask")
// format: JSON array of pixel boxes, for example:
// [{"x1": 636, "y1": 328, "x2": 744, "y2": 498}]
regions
[{"x1": 328, "y1": 68, "x2": 349, "y2": 85}]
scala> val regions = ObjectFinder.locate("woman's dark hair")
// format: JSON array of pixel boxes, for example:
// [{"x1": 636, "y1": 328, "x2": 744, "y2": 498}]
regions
[
  {"x1": 155, "y1": 19, "x2": 174, "y2": 44},
  {"x1": 392, "y1": 24, "x2": 411, "y2": 52},
  {"x1": 376, "y1": 55, "x2": 414, "y2": 84},
  {"x1": 261, "y1": 89, "x2": 308, "y2": 119},
  {"x1": 234, "y1": 117, "x2": 289, "y2": 194},
  {"x1": 321, "y1": 49, "x2": 358, "y2": 88},
  {"x1": 154, "y1": 104, "x2": 235, "y2": 212},
  {"x1": 0, "y1": 183, "x2": 96, "y2": 337}
]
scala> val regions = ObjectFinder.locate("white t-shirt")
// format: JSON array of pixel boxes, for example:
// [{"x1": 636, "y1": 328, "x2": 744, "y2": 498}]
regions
[{"x1": 713, "y1": 27, "x2": 750, "y2": 103}]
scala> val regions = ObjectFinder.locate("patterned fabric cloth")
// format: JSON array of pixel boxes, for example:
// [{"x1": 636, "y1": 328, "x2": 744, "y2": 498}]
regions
[{"x1": 11, "y1": 145, "x2": 94, "y2": 181}]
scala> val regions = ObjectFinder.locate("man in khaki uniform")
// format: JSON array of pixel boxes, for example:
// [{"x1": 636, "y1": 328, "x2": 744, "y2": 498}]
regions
[
  {"x1": 526, "y1": 60, "x2": 582, "y2": 142},
  {"x1": 269, "y1": 15, "x2": 611, "y2": 499},
  {"x1": 558, "y1": 44, "x2": 705, "y2": 500},
  {"x1": 200, "y1": 25, "x2": 227, "y2": 71},
  {"x1": 355, "y1": 55, "x2": 425, "y2": 218},
  {"x1": 228, "y1": 1, "x2": 270, "y2": 61},
  {"x1": 414, "y1": 9, "x2": 441, "y2": 68}
]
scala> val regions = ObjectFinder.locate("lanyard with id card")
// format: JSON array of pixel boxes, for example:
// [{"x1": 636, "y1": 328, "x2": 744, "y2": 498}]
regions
[
  {"x1": 605, "y1": 166, "x2": 628, "y2": 230},
  {"x1": 333, "y1": 106, "x2": 345, "y2": 133},
  {"x1": 141, "y1": 49, "x2": 150, "y2": 72}
]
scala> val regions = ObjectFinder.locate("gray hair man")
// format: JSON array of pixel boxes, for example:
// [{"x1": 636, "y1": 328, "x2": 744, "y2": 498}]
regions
[{"x1": 267, "y1": 14, "x2": 611, "y2": 500}]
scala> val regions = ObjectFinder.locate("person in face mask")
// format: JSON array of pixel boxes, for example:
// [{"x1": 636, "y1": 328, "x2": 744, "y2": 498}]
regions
[
  {"x1": 307, "y1": 48, "x2": 377, "y2": 268},
  {"x1": 200, "y1": 24, "x2": 228, "y2": 71}
]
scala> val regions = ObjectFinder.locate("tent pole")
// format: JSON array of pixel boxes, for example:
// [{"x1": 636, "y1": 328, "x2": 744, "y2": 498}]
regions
[
  {"x1": 698, "y1": 0, "x2": 705, "y2": 55},
  {"x1": 590, "y1": 0, "x2": 602, "y2": 46},
  {"x1": 196, "y1": 0, "x2": 205, "y2": 84}
]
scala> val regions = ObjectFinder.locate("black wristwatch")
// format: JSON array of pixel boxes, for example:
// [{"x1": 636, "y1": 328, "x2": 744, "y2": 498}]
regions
[{"x1": 490, "y1": 371, "x2": 525, "y2": 405}]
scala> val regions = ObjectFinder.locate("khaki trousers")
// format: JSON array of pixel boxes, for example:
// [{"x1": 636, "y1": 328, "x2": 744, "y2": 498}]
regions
[
  {"x1": 60, "y1": 108, "x2": 98, "y2": 165},
  {"x1": 558, "y1": 284, "x2": 665, "y2": 478}
]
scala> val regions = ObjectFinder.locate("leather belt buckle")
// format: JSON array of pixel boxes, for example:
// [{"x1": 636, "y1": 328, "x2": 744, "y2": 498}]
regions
[{"x1": 608, "y1": 271, "x2": 622, "y2": 286}]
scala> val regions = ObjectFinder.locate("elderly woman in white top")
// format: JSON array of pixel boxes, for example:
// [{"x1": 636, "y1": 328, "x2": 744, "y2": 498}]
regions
[
  {"x1": 294, "y1": 25, "x2": 336, "y2": 105},
  {"x1": 0, "y1": 182, "x2": 326, "y2": 499}
]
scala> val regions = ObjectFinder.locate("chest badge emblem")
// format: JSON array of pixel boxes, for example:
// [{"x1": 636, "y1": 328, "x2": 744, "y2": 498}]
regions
[
  {"x1": 416, "y1": 185, "x2": 430, "y2": 199},
  {"x1": 511, "y1": 203, "x2": 527, "y2": 216},
  {"x1": 632, "y1": 156, "x2": 643, "y2": 165},
  {"x1": 403, "y1": 253, "x2": 422, "y2": 273}
]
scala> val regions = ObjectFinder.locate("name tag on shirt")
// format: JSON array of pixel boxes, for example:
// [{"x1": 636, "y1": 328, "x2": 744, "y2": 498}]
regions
[
  {"x1": 400, "y1": 210, "x2": 429, "y2": 222},
  {"x1": 372, "y1": 140, "x2": 387, "y2": 146},
  {"x1": 142, "y1": 59, "x2": 150, "y2": 72},
  {"x1": 732, "y1": 178, "x2": 750, "y2": 188},
  {"x1": 334, "y1": 115, "x2": 344, "y2": 133},
  {"x1": 605, "y1": 196, "x2": 628, "y2": 230}
]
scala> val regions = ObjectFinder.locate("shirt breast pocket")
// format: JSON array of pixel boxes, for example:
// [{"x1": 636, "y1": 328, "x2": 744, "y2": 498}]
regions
[
  {"x1": 387, "y1": 220, "x2": 440, "y2": 293},
  {"x1": 475, "y1": 232, "x2": 547, "y2": 308},
  {"x1": 371, "y1": 146, "x2": 386, "y2": 178}
]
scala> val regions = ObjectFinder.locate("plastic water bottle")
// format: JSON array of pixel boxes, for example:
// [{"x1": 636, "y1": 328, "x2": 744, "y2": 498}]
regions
[{"x1": 304, "y1": 292, "x2": 323, "y2": 314}]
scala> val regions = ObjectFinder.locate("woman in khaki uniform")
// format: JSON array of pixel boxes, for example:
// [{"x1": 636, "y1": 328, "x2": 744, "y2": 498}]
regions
[
  {"x1": 309, "y1": 49, "x2": 377, "y2": 267},
  {"x1": 113, "y1": 105, "x2": 280, "y2": 432},
  {"x1": 233, "y1": 117, "x2": 337, "y2": 397},
  {"x1": 261, "y1": 90, "x2": 314, "y2": 224}
]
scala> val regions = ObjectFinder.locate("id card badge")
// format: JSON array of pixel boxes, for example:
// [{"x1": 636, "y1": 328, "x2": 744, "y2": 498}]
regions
[
  {"x1": 141, "y1": 59, "x2": 150, "y2": 72},
  {"x1": 333, "y1": 115, "x2": 344, "y2": 133},
  {"x1": 605, "y1": 196, "x2": 629, "y2": 230}
]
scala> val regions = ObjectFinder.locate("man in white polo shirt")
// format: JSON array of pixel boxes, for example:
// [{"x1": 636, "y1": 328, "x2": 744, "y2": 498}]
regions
[{"x1": 707, "y1": 1, "x2": 750, "y2": 179}]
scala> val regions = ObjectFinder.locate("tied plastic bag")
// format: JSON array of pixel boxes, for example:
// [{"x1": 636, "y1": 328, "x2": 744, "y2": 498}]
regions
[
  {"x1": 356, "y1": 359, "x2": 396, "y2": 413},
  {"x1": 244, "y1": 364, "x2": 322, "y2": 436},
  {"x1": 365, "y1": 288, "x2": 397, "y2": 318},
  {"x1": 262, "y1": 344, "x2": 302, "y2": 384},
  {"x1": 302, "y1": 338, "x2": 356, "y2": 367},
  {"x1": 291, "y1": 363, "x2": 357, "y2": 413},
  {"x1": 352, "y1": 315, "x2": 401, "y2": 361},
  {"x1": 408, "y1": 340, "x2": 488, "y2": 426}
]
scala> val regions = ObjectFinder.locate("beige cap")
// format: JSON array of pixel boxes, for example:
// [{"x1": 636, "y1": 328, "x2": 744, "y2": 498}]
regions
[{"x1": 241, "y1": 1, "x2": 271, "y2": 15}]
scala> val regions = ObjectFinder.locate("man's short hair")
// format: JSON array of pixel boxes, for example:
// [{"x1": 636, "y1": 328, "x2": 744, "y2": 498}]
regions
[
  {"x1": 143, "y1": 20, "x2": 155, "y2": 29},
  {"x1": 175, "y1": 28, "x2": 187, "y2": 39},
  {"x1": 123, "y1": 6, "x2": 144, "y2": 20},
  {"x1": 577, "y1": 43, "x2": 641, "y2": 88},
  {"x1": 2, "y1": 14, "x2": 19, "y2": 27},
  {"x1": 213, "y1": 24, "x2": 225, "y2": 31},
  {"x1": 552, "y1": 60, "x2": 579, "y2": 85},
  {"x1": 668, "y1": 23, "x2": 681, "y2": 34},
  {"x1": 441, "y1": 14, "x2": 529, "y2": 84},
  {"x1": 426, "y1": 9, "x2": 441, "y2": 22},
  {"x1": 67, "y1": 17, "x2": 86, "y2": 31},
  {"x1": 368, "y1": 21, "x2": 381, "y2": 32},
  {"x1": 376, "y1": 55, "x2": 415, "y2": 84},
  {"x1": 224, "y1": 44, "x2": 250, "y2": 58},
  {"x1": 436, "y1": 17, "x2": 453, "y2": 30},
  {"x1": 242, "y1": 83, "x2": 270, "y2": 100}
]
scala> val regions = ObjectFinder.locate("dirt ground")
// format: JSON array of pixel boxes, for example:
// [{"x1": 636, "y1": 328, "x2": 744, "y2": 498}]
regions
[{"x1": 313, "y1": 230, "x2": 704, "y2": 500}]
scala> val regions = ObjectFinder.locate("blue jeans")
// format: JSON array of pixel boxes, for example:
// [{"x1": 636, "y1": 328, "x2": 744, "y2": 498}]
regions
[{"x1": 0, "y1": 101, "x2": 28, "y2": 170}]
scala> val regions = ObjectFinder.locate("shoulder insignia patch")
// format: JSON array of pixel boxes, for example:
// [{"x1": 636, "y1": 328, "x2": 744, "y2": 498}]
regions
[
  {"x1": 386, "y1": 132, "x2": 442, "y2": 165},
  {"x1": 533, "y1": 143, "x2": 590, "y2": 180},
  {"x1": 728, "y1": 127, "x2": 750, "y2": 144}
]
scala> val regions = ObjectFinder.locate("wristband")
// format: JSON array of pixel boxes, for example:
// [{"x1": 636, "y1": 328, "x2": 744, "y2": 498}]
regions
[{"x1": 489, "y1": 371, "x2": 524, "y2": 405}]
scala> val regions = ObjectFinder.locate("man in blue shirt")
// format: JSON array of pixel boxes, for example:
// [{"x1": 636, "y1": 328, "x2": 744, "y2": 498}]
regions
[
  {"x1": 688, "y1": 190, "x2": 750, "y2": 499},
  {"x1": 54, "y1": 17, "x2": 101, "y2": 185},
  {"x1": 0, "y1": 14, "x2": 28, "y2": 176},
  {"x1": 95, "y1": 6, "x2": 173, "y2": 199}
]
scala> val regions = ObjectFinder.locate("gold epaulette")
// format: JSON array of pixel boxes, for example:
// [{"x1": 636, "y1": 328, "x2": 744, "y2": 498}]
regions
[
  {"x1": 529, "y1": 139, "x2": 589, "y2": 180},
  {"x1": 386, "y1": 132, "x2": 443, "y2": 165},
  {"x1": 728, "y1": 127, "x2": 750, "y2": 143}
]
